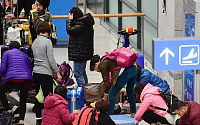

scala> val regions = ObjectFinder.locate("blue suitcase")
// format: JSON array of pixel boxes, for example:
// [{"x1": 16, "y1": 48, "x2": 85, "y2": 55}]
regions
[
  {"x1": 67, "y1": 87, "x2": 84, "y2": 113},
  {"x1": 1, "y1": 45, "x2": 32, "y2": 58},
  {"x1": 137, "y1": 53, "x2": 144, "y2": 68},
  {"x1": 110, "y1": 115, "x2": 138, "y2": 125}
]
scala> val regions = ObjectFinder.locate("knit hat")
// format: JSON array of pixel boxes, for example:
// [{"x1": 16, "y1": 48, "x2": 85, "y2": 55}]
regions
[
  {"x1": 37, "y1": 0, "x2": 50, "y2": 10},
  {"x1": 69, "y1": 7, "x2": 83, "y2": 20}
]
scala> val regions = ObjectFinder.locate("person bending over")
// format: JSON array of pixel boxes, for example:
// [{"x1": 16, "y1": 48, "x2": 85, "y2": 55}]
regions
[
  {"x1": 134, "y1": 82, "x2": 176, "y2": 124},
  {"x1": 90, "y1": 55, "x2": 137, "y2": 116},
  {"x1": 0, "y1": 41, "x2": 34, "y2": 125},
  {"x1": 172, "y1": 100, "x2": 200, "y2": 125}
]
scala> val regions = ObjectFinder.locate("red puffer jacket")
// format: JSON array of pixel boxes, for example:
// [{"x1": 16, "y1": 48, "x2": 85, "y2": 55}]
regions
[
  {"x1": 179, "y1": 101, "x2": 200, "y2": 125},
  {"x1": 42, "y1": 94, "x2": 75, "y2": 125}
]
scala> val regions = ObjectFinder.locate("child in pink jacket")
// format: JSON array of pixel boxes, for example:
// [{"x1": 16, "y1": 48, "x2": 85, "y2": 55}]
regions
[
  {"x1": 134, "y1": 82, "x2": 176, "y2": 124},
  {"x1": 42, "y1": 85, "x2": 79, "y2": 125}
]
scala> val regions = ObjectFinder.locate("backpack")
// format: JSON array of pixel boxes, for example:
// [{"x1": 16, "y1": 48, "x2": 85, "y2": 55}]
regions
[
  {"x1": 50, "y1": 22, "x2": 57, "y2": 45},
  {"x1": 53, "y1": 61, "x2": 73, "y2": 86},
  {"x1": 102, "y1": 47, "x2": 138, "y2": 68},
  {"x1": 150, "y1": 91, "x2": 179, "y2": 115},
  {"x1": 101, "y1": 47, "x2": 138, "y2": 82},
  {"x1": 73, "y1": 107, "x2": 100, "y2": 125}
]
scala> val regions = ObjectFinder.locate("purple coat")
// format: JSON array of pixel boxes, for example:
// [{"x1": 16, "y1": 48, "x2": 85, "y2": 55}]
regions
[{"x1": 0, "y1": 48, "x2": 34, "y2": 87}]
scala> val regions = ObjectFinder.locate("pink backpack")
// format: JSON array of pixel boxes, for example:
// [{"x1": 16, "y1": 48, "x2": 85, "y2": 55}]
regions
[{"x1": 102, "y1": 47, "x2": 138, "y2": 82}]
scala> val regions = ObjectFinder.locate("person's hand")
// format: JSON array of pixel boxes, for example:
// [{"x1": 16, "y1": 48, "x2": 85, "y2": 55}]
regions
[
  {"x1": 120, "y1": 88, "x2": 126, "y2": 94},
  {"x1": 5, "y1": 14, "x2": 15, "y2": 19},
  {"x1": 32, "y1": 3, "x2": 37, "y2": 10},
  {"x1": 15, "y1": 24, "x2": 20, "y2": 28},
  {"x1": 101, "y1": 81, "x2": 104, "y2": 86},
  {"x1": 69, "y1": 13, "x2": 73, "y2": 20},
  {"x1": 103, "y1": 94, "x2": 108, "y2": 100},
  {"x1": 56, "y1": 72, "x2": 62, "y2": 82},
  {"x1": 73, "y1": 110, "x2": 79, "y2": 114}
]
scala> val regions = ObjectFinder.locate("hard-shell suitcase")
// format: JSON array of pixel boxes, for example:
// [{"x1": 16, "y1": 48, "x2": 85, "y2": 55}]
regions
[
  {"x1": 0, "y1": 95, "x2": 20, "y2": 123},
  {"x1": 67, "y1": 87, "x2": 84, "y2": 113},
  {"x1": 110, "y1": 115, "x2": 138, "y2": 125},
  {"x1": 1, "y1": 45, "x2": 32, "y2": 58}
]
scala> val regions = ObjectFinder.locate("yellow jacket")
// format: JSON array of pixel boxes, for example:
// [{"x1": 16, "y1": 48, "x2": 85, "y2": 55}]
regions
[{"x1": 20, "y1": 9, "x2": 51, "y2": 45}]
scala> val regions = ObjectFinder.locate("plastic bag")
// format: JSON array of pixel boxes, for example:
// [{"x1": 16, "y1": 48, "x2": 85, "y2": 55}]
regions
[
  {"x1": 0, "y1": 111, "x2": 13, "y2": 125},
  {"x1": 7, "y1": 27, "x2": 22, "y2": 45}
]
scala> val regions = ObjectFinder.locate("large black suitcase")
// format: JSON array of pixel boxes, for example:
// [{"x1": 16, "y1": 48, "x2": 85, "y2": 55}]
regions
[{"x1": 0, "y1": 95, "x2": 20, "y2": 123}]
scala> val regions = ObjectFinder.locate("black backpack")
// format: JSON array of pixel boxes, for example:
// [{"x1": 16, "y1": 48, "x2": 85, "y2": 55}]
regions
[{"x1": 150, "y1": 91, "x2": 179, "y2": 115}]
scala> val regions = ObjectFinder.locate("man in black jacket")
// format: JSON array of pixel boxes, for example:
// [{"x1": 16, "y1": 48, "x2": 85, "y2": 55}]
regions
[{"x1": 66, "y1": 7, "x2": 94, "y2": 86}]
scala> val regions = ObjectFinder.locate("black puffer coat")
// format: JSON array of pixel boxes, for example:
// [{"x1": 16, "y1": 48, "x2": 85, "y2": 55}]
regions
[{"x1": 66, "y1": 13, "x2": 94, "y2": 62}]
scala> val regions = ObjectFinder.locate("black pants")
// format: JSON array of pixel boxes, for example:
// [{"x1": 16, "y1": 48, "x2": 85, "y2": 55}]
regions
[
  {"x1": 141, "y1": 111, "x2": 171, "y2": 125},
  {"x1": 0, "y1": 80, "x2": 30, "y2": 120},
  {"x1": 33, "y1": 73, "x2": 53, "y2": 118}
]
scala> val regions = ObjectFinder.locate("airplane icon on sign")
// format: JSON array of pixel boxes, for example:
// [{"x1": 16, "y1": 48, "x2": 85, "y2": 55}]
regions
[
  {"x1": 179, "y1": 45, "x2": 199, "y2": 65},
  {"x1": 182, "y1": 48, "x2": 197, "y2": 64}
]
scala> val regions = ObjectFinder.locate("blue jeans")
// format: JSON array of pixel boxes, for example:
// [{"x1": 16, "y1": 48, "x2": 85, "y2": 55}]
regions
[
  {"x1": 108, "y1": 65, "x2": 137, "y2": 115},
  {"x1": 74, "y1": 61, "x2": 88, "y2": 86}
]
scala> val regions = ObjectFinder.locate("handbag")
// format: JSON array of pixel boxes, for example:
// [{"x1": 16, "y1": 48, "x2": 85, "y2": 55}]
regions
[
  {"x1": 50, "y1": 22, "x2": 57, "y2": 45},
  {"x1": 0, "y1": 110, "x2": 13, "y2": 125},
  {"x1": 82, "y1": 83, "x2": 105, "y2": 103}
]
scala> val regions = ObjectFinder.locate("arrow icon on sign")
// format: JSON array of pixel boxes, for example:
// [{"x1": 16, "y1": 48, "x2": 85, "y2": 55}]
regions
[{"x1": 159, "y1": 47, "x2": 175, "y2": 65}]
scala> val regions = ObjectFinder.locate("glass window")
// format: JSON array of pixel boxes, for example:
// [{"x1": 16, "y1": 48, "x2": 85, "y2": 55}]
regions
[
  {"x1": 127, "y1": 0, "x2": 137, "y2": 7},
  {"x1": 141, "y1": 0, "x2": 157, "y2": 23},
  {"x1": 144, "y1": 20, "x2": 157, "y2": 59},
  {"x1": 122, "y1": 3, "x2": 137, "y2": 46},
  {"x1": 87, "y1": 0, "x2": 104, "y2": 14},
  {"x1": 87, "y1": 0, "x2": 96, "y2": 13},
  {"x1": 109, "y1": 0, "x2": 118, "y2": 29}
]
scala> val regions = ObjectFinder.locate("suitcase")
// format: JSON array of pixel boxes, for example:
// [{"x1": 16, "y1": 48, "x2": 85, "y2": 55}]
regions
[
  {"x1": 1, "y1": 45, "x2": 32, "y2": 58},
  {"x1": 137, "y1": 53, "x2": 144, "y2": 68},
  {"x1": 67, "y1": 87, "x2": 84, "y2": 113},
  {"x1": 20, "y1": 45, "x2": 32, "y2": 57},
  {"x1": 110, "y1": 115, "x2": 138, "y2": 125},
  {"x1": 0, "y1": 95, "x2": 20, "y2": 123}
]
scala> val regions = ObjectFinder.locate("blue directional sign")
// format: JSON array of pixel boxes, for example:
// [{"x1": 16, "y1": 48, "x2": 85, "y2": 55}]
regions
[{"x1": 153, "y1": 37, "x2": 200, "y2": 71}]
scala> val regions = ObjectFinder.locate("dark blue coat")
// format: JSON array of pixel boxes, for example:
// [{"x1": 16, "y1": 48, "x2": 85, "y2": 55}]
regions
[
  {"x1": 0, "y1": 48, "x2": 34, "y2": 87},
  {"x1": 139, "y1": 68, "x2": 169, "y2": 92}
]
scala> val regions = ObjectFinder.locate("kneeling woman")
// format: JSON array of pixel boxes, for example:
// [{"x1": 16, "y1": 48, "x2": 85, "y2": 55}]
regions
[
  {"x1": 90, "y1": 55, "x2": 137, "y2": 116},
  {"x1": 134, "y1": 82, "x2": 176, "y2": 124}
]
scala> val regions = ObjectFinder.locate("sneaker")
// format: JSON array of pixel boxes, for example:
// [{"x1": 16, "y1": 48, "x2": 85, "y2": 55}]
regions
[{"x1": 131, "y1": 113, "x2": 135, "y2": 118}]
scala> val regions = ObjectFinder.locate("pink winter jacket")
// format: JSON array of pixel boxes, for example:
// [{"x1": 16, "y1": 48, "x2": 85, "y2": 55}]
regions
[
  {"x1": 41, "y1": 94, "x2": 76, "y2": 125},
  {"x1": 134, "y1": 83, "x2": 168, "y2": 122}
]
